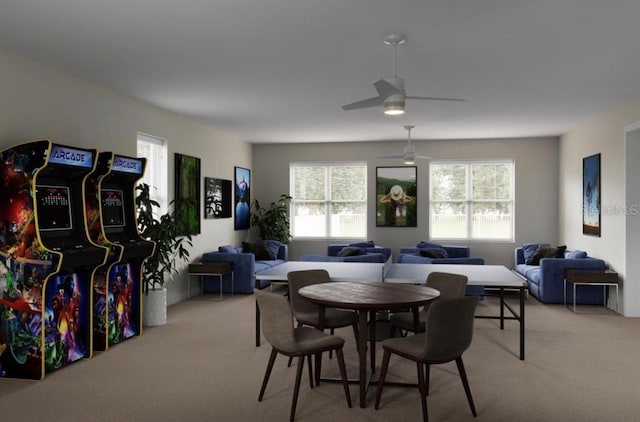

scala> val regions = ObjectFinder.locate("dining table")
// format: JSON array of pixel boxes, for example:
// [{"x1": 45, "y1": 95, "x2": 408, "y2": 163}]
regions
[{"x1": 298, "y1": 281, "x2": 440, "y2": 408}]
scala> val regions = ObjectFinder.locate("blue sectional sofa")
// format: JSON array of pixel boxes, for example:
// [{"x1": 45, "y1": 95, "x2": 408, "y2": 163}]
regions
[
  {"x1": 397, "y1": 242, "x2": 485, "y2": 295},
  {"x1": 301, "y1": 241, "x2": 392, "y2": 263},
  {"x1": 514, "y1": 243, "x2": 607, "y2": 304},
  {"x1": 397, "y1": 242, "x2": 485, "y2": 265},
  {"x1": 201, "y1": 241, "x2": 288, "y2": 294}
]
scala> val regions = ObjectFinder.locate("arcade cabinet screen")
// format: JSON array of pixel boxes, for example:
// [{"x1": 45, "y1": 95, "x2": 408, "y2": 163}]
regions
[
  {"x1": 101, "y1": 189, "x2": 126, "y2": 227},
  {"x1": 37, "y1": 185, "x2": 73, "y2": 231}
]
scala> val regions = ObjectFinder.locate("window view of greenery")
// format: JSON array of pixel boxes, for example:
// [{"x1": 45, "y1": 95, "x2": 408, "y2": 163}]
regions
[
  {"x1": 291, "y1": 163, "x2": 367, "y2": 238},
  {"x1": 430, "y1": 161, "x2": 513, "y2": 240}
]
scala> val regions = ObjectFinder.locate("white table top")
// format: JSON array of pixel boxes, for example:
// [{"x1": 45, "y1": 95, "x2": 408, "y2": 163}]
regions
[
  {"x1": 383, "y1": 263, "x2": 527, "y2": 288},
  {"x1": 254, "y1": 261, "x2": 385, "y2": 282}
]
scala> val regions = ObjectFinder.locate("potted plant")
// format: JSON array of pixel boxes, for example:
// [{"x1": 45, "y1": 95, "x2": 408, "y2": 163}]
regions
[
  {"x1": 250, "y1": 194, "x2": 292, "y2": 243},
  {"x1": 136, "y1": 183, "x2": 193, "y2": 326}
]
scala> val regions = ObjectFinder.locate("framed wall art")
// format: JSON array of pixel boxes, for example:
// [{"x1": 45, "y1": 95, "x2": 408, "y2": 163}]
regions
[
  {"x1": 234, "y1": 166, "x2": 251, "y2": 230},
  {"x1": 174, "y1": 153, "x2": 201, "y2": 235},
  {"x1": 204, "y1": 177, "x2": 232, "y2": 219},
  {"x1": 376, "y1": 166, "x2": 417, "y2": 227},
  {"x1": 583, "y1": 153, "x2": 601, "y2": 236}
]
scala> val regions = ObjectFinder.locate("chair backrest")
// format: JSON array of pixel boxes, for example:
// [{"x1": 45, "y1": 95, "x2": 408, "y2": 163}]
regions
[
  {"x1": 287, "y1": 269, "x2": 331, "y2": 315},
  {"x1": 422, "y1": 296, "x2": 479, "y2": 361},
  {"x1": 254, "y1": 289, "x2": 297, "y2": 352},
  {"x1": 426, "y1": 272, "x2": 468, "y2": 300}
]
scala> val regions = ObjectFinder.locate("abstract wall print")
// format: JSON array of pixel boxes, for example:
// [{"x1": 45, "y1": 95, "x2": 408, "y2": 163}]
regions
[
  {"x1": 583, "y1": 153, "x2": 601, "y2": 237},
  {"x1": 376, "y1": 166, "x2": 417, "y2": 227},
  {"x1": 174, "y1": 153, "x2": 201, "y2": 235},
  {"x1": 204, "y1": 177, "x2": 232, "y2": 219},
  {"x1": 234, "y1": 167, "x2": 251, "y2": 230}
]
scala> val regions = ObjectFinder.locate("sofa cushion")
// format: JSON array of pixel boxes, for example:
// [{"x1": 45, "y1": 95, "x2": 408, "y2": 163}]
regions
[
  {"x1": 522, "y1": 243, "x2": 544, "y2": 264},
  {"x1": 349, "y1": 241, "x2": 375, "y2": 248},
  {"x1": 417, "y1": 241, "x2": 444, "y2": 249},
  {"x1": 337, "y1": 246, "x2": 362, "y2": 257},
  {"x1": 566, "y1": 250, "x2": 587, "y2": 259},
  {"x1": 419, "y1": 248, "x2": 449, "y2": 259},
  {"x1": 242, "y1": 241, "x2": 273, "y2": 260},
  {"x1": 531, "y1": 245, "x2": 567, "y2": 265},
  {"x1": 218, "y1": 245, "x2": 238, "y2": 254},
  {"x1": 261, "y1": 240, "x2": 282, "y2": 260}
]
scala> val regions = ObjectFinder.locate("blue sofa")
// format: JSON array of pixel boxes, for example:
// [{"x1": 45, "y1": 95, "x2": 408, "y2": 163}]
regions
[
  {"x1": 514, "y1": 243, "x2": 607, "y2": 304},
  {"x1": 398, "y1": 242, "x2": 485, "y2": 265},
  {"x1": 397, "y1": 242, "x2": 485, "y2": 295},
  {"x1": 201, "y1": 241, "x2": 288, "y2": 294},
  {"x1": 304, "y1": 241, "x2": 392, "y2": 263}
]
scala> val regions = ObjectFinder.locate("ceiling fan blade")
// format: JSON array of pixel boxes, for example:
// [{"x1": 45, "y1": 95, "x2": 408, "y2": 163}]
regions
[
  {"x1": 415, "y1": 155, "x2": 433, "y2": 160},
  {"x1": 373, "y1": 79, "x2": 403, "y2": 98},
  {"x1": 342, "y1": 96, "x2": 384, "y2": 110},
  {"x1": 405, "y1": 95, "x2": 465, "y2": 102},
  {"x1": 376, "y1": 154, "x2": 405, "y2": 159}
]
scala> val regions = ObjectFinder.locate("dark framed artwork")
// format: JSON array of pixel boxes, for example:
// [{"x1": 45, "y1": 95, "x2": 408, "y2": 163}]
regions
[
  {"x1": 204, "y1": 177, "x2": 232, "y2": 219},
  {"x1": 234, "y1": 166, "x2": 251, "y2": 230},
  {"x1": 583, "y1": 153, "x2": 601, "y2": 237},
  {"x1": 174, "y1": 153, "x2": 201, "y2": 235},
  {"x1": 376, "y1": 166, "x2": 417, "y2": 227}
]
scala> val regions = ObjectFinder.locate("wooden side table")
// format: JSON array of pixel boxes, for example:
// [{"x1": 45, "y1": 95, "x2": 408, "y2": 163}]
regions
[
  {"x1": 188, "y1": 262, "x2": 234, "y2": 300},
  {"x1": 563, "y1": 269, "x2": 619, "y2": 313}
]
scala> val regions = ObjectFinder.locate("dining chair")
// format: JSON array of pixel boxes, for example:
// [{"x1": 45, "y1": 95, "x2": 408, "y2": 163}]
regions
[
  {"x1": 287, "y1": 269, "x2": 359, "y2": 368},
  {"x1": 389, "y1": 272, "x2": 468, "y2": 337},
  {"x1": 375, "y1": 296, "x2": 479, "y2": 422},
  {"x1": 254, "y1": 289, "x2": 352, "y2": 421}
]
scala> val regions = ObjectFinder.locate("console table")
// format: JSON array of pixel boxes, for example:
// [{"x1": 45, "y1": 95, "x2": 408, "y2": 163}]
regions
[
  {"x1": 188, "y1": 262, "x2": 234, "y2": 299},
  {"x1": 564, "y1": 269, "x2": 619, "y2": 313}
]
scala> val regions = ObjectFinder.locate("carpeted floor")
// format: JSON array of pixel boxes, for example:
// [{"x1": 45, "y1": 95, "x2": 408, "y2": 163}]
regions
[{"x1": 1, "y1": 292, "x2": 638, "y2": 422}]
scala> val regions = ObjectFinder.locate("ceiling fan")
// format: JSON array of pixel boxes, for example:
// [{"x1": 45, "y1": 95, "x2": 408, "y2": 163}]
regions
[
  {"x1": 342, "y1": 33, "x2": 465, "y2": 115},
  {"x1": 378, "y1": 125, "x2": 431, "y2": 165}
]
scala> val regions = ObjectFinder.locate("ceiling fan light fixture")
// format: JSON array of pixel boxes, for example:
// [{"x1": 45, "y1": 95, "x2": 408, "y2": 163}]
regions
[
  {"x1": 403, "y1": 156, "x2": 415, "y2": 165},
  {"x1": 384, "y1": 98, "x2": 405, "y2": 115}
]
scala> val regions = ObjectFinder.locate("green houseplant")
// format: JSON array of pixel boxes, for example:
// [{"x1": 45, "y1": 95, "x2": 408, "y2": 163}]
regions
[
  {"x1": 250, "y1": 194, "x2": 292, "y2": 243},
  {"x1": 136, "y1": 183, "x2": 193, "y2": 325}
]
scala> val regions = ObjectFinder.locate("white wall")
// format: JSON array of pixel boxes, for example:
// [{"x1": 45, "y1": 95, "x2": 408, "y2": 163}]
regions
[
  {"x1": 560, "y1": 97, "x2": 640, "y2": 316},
  {"x1": 0, "y1": 48, "x2": 251, "y2": 306},
  {"x1": 253, "y1": 136, "x2": 559, "y2": 267}
]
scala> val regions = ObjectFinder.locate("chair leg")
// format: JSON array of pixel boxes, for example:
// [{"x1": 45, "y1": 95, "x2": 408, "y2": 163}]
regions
[
  {"x1": 455, "y1": 357, "x2": 477, "y2": 417},
  {"x1": 290, "y1": 356, "x2": 305, "y2": 422},
  {"x1": 288, "y1": 322, "x2": 304, "y2": 368},
  {"x1": 335, "y1": 347, "x2": 352, "y2": 408},
  {"x1": 259, "y1": 348, "x2": 278, "y2": 401},
  {"x1": 307, "y1": 355, "x2": 314, "y2": 389},
  {"x1": 352, "y1": 322, "x2": 360, "y2": 349},
  {"x1": 314, "y1": 352, "x2": 322, "y2": 387},
  {"x1": 417, "y1": 361, "x2": 429, "y2": 422},
  {"x1": 329, "y1": 328, "x2": 334, "y2": 359},
  {"x1": 374, "y1": 349, "x2": 392, "y2": 410},
  {"x1": 425, "y1": 363, "x2": 430, "y2": 396}
]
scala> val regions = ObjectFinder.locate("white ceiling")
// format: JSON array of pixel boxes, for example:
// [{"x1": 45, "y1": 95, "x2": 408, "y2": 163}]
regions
[{"x1": 1, "y1": 0, "x2": 640, "y2": 144}]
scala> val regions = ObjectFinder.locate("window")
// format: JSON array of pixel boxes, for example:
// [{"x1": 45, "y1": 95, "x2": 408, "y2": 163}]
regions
[
  {"x1": 290, "y1": 162, "x2": 367, "y2": 238},
  {"x1": 136, "y1": 132, "x2": 168, "y2": 214},
  {"x1": 430, "y1": 160, "x2": 514, "y2": 240}
]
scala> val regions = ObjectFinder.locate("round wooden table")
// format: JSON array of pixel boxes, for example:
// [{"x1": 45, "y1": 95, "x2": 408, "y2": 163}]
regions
[{"x1": 298, "y1": 281, "x2": 440, "y2": 408}]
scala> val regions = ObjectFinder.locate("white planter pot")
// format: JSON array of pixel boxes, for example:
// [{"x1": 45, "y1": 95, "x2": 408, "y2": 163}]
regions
[{"x1": 143, "y1": 288, "x2": 167, "y2": 327}]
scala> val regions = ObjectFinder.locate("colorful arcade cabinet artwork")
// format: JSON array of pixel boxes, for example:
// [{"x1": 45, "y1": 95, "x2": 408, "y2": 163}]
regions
[
  {"x1": 0, "y1": 140, "x2": 108, "y2": 379},
  {"x1": 89, "y1": 153, "x2": 154, "y2": 348}
]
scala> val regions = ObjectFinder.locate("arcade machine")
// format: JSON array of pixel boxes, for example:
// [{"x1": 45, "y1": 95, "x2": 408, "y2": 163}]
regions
[
  {"x1": 84, "y1": 151, "x2": 125, "y2": 351},
  {"x1": 0, "y1": 140, "x2": 108, "y2": 379},
  {"x1": 95, "y1": 154, "x2": 154, "y2": 347}
]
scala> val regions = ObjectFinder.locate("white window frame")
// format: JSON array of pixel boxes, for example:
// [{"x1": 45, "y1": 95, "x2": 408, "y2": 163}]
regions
[
  {"x1": 136, "y1": 132, "x2": 168, "y2": 215},
  {"x1": 429, "y1": 159, "x2": 514, "y2": 241},
  {"x1": 290, "y1": 162, "x2": 367, "y2": 239}
]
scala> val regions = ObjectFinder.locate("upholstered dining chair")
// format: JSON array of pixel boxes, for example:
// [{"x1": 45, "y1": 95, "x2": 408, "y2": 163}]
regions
[
  {"x1": 287, "y1": 269, "x2": 359, "y2": 366},
  {"x1": 254, "y1": 289, "x2": 352, "y2": 421},
  {"x1": 389, "y1": 272, "x2": 468, "y2": 337},
  {"x1": 375, "y1": 296, "x2": 479, "y2": 422}
]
